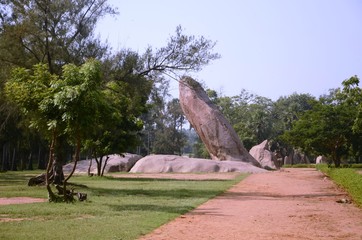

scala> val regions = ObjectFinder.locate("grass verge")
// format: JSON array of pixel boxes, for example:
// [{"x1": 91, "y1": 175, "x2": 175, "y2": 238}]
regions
[
  {"x1": 283, "y1": 164, "x2": 316, "y2": 168},
  {"x1": 316, "y1": 164, "x2": 362, "y2": 207},
  {"x1": 0, "y1": 171, "x2": 247, "y2": 240}
]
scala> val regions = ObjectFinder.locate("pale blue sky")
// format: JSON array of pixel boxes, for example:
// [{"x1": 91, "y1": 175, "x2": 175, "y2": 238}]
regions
[{"x1": 96, "y1": 0, "x2": 362, "y2": 100}]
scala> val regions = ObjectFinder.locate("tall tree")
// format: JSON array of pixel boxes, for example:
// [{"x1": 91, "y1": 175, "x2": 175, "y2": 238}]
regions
[
  {"x1": 339, "y1": 76, "x2": 362, "y2": 133},
  {"x1": 215, "y1": 89, "x2": 274, "y2": 150},
  {"x1": 152, "y1": 98, "x2": 187, "y2": 155},
  {"x1": 0, "y1": 0, "x2": 117, "y2": 172},
  {"x1": 0, "y1": 0, "x2": 116, "y2": 73}
]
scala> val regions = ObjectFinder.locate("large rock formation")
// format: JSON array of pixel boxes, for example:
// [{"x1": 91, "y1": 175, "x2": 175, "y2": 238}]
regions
[
  {"x1": 63, "y1": 153, "x2": 142, "y2": 174},
  {"x1": 179, "y1": 77, "x2": 260, "y2": 167},
  {"x1": 249, "y1": 140, "x2": 277, "y2": 170},
  {"x1": 130, "y1": 155, "x2": 267, "y2": 173}
]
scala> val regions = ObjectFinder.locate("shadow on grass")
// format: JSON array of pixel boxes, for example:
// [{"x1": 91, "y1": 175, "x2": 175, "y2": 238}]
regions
[
  {"x1": 90, "y1": 187, "x2": 224, "y2": 199},
  {"x1": 101, "y1": 176, "x2": 231, "y2": 182},
  {"x1": 67, "y1": 182, "x2": 89, "y2": 189},
  {"x1": 0, "y1": 173, "x2": 31, "y2": 185},
  {"x1": 107, "y1": 203, "x2": 195, "y2": 214}
]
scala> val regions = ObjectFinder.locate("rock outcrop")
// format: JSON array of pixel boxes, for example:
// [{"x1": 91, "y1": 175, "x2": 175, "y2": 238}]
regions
[
  {"x1": 130, "y1": 155, "x2": 267, "y2": 173},
  {"x1": 63, "y1": 153, "x2": 142, "y2": 174},
  {"x1": 249, "y1": 140, "x2": 277, "y2": 170},
  {"x1": 283, "y1": 150, "x2": 311, "y2": 165},
  {"x1": 179, "y1": 77, "x2": 260, "y2": 167},
  {"x1": 316, "y1": 156, "x2": 328, "y2": 164}
]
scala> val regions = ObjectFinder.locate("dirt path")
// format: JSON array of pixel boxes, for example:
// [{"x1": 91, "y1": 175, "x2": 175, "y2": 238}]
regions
[
  {"x1": 0, "y1": 197, "x2": 47, "y2": 205},
  {"x1": 139, "y1": 168, "x2": 362, "y2": 240}
]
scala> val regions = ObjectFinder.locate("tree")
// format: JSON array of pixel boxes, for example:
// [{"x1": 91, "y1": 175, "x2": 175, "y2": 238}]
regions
[
  {"x1": 271, "y1": 93, "x2": 316, "y2": 136},
  {"x1": 0, "y1": 0, "x2": 117, "y2": 172},
  {"x1": 83, "y1": 56, "x2": 148, "y2": 175},
  {"x1": 269, "y1": 93, "x2": 316, "y2": 157},
  {"x1": 281, "y1": 94, "x2": 355, "y2": 167},
  {"x1": 340, "y1": 76, "x2": 362, "y2": 133},
  {"x1": 152, "y1": 98, "x2": 187, "y2": 155},
  {"x1": 0, "y1": 0, "x2": 116, "y2": 73},
  {"x1": 139, "y1": 25, "x2": 220, "y2": 79},
  {"x1": 214, "y1": 89, "x2": 274, "y2": 150},
  {"x1": 5, "y1": 59, "x2": 108, "y2": 201},
  {"x1": 1, "y1": 0, "x2": 221, "y2": 175},
  {"x1": 127, "y1": 26, "x2": 221, "y2": 155}
]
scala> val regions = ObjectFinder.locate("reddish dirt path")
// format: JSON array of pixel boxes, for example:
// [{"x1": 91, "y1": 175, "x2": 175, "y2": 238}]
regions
[
  {"x1": 139, "y1": 168, "x2": 362, "y2": 240},
  {"x1": 0, "y1": 197, "x2": 47, "y2": 205}
]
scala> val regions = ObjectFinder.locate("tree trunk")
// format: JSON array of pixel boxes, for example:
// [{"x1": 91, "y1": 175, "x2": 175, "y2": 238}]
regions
[
  {"x1": 37, "y1": 146, "x2": 43, "y2": 169},
  {"x1": 101, "y1": 155, "x2": 110, "y2": 176},
  {"x1": 11, "y1": 147, "x2": 17, "y2": 171},
  {"x1": 87, "y1": 155, "x2": 93, "y2": 176},
  {"x1": 46, "y1": 132, "x2": 56, "y2": 202},
  {"x1": 27, "y1": 152, "x2": 33, "y2": 170},
  {"x1": 64, "y1": 136, "x2": 81, "y2": 182},
  {"x1": 95, "y1": 156, "x2": 103, "y2": 176},
  {"x1": 331, "y1": 148, "x2": 341, "y2": 168},
  {"x1": 63, "y1": 135, "x2": 81, "y2": 202},
  {"x1": 1, "y1": 144, "x2": 6, "y2": 171}
]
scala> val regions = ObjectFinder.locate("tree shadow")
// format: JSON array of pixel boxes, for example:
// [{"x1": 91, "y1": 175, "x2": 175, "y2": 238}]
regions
[
  {"x1": 101, "y1": 176, "x2": 230, "y2": 182},
  {"x1": 0, "y1": 173, "x2": 31, "y2": 186},
  {"x1": 89, "y1": 187, "x2": 224, "y2": 199},
  {"x1": 107, "y1": 203, "x2": 195, "y2": 214},
  {"x1": 218, "y1": 191, "x2": 346, "y2": 200}
]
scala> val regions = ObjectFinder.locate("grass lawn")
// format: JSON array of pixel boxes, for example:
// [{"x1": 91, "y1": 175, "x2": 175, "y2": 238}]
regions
[
  {"x1": 316, "y1": 164, "x2": 362, "y2": 207},
  {"x1": 0, "y1": 171, "x2": 247, "y2": 240}
]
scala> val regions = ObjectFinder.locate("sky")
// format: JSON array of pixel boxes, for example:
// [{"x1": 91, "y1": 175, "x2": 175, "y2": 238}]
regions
[{"x1": 95, "y1": 0, "x2": 362, "y2": 100}]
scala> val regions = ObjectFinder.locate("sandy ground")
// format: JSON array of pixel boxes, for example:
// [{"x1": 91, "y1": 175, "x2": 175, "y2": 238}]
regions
[
  {"x1": 139, "y1": 168, "x2": 362, "y2": 240},
  {"x1": 0, "y1": 197, "x2": 47, "y2": 205}
]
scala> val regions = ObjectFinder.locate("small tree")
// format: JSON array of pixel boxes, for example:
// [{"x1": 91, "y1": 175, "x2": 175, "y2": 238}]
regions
[{"x1": 5, "y1": 59, "x2": 106, "y2": 201}]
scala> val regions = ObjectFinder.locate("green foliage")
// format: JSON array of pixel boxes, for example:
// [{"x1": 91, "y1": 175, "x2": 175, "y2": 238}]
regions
[
  {"x1": 192, "y1": 140, "x2": 211, "y2": 159},
  {"x1": 317, "y1": 165, "x2": 362, "y2": 207},
  {"x1": 0, "y1": 171, "x2": 247, "y2": 240},
  {"x1": 5, "y1": 64, "x2": 59, "y2": 135},
  {"x1": 139, "y1": 25, "x2": 220, "y2": 79},
  {"x1": 211, "y1": 89, "x2": 274, "y2": 149},
  {"x1": 0, "y1": 0, "x2": 118, "y2": 172},
  {"x1": 5, "y1": 60, "x2": 104, "y2": 141},
  {"x1": 272, "y1": 93, "x2": 316, "y2": 136},
  {"x1": 340, "y1": 76, "x2": 362, "y2": 133},
  {"x1": 152, "y1": 99, "x2": 187, "y2": 155},
  {"x1": 0, "y1": 0, "x2": 117, "y2": 73},
  {"x1": 282, "y1": 87, "x2": 361, "y2": 167}
]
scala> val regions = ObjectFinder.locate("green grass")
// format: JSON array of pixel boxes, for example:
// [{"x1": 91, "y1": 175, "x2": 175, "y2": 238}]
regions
[
  {"x1": 282, "y1": 164, "x2": 316, "y2": 168},
  {"x1": 316, "y1": 164, "x2": 362, "y2": 207},
  {"x1": 0, "y1": 171, "x2": 247, "y2": 240}
]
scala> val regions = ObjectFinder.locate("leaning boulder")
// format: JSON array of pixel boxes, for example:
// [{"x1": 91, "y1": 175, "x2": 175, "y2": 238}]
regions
[
  {"x1": 179, "y1": 77, "x2": 260, "y2": 167},
  {"x1": 130, "y1": 155, "x2": 266, "y2": 173},
  {"x1": 249, "y1": 140, "x2": 277, "y2": 170}
]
